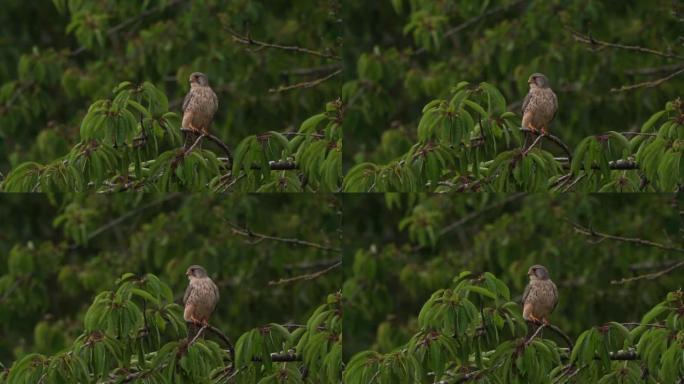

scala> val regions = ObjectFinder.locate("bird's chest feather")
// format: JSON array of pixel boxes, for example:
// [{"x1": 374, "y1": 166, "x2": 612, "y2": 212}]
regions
[
  {"x1": 527, "y1": 281, "x2": 555, "y2": 308},
  {"x1": 529, "y1": 89, "x2": 556, "y2": 119}
]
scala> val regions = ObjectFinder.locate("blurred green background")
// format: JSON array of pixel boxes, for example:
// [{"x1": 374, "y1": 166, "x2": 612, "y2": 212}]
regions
[
  {"x1": 342, "y1": 193, "x2": 683, "y2": 358},
  {"x1": 342, "y1": 0, "x2": 683, "y2": 167},
  {"x1": 0, "y1": 193, "x2": 341, "y2": 365},
  {"x1": 0, "y1": 0, "x2": 342, "y2": 175}
]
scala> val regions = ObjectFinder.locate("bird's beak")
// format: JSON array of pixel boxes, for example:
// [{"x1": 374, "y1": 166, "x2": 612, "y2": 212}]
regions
[
  {"x1": 185, "y1": 271, "x2": 191, "y2": 276},
  {"x1": 527, "y1": 79, "x2": 534, "y2": 85}
]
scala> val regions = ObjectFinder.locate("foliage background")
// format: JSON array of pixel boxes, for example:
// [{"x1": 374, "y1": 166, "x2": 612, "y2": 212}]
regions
[
  {"x1": 343, "y1": 193, "x2": 682, "y2": 357},
  {"x1": 342, "y1": 0, "x2": 683, "y2": 191},
  {"x1": 0, "y1": 193, "x2": 341, "y2": 369},
  {"x1": 0, "y1": 0, "x2": 342, "y2": 192}
]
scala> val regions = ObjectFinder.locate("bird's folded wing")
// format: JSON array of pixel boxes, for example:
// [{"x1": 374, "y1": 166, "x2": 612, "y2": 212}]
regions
[
  {"x1": 551, "y1": 281, "x2": 559, "y2": 310},
  {"x1": 521, "y1": 92, "x2": 531, "y2": 113},
  {"x1": 521, "y1": 283, "x2": 531, "y2": 305},
  {"x1": 211, "y1": 280, "x2": 219, "y2": 304},
  {"x1": 183, "y1": 283, "x2": 193, "y2": 304},
  {"x1": 182, "y1": 91, "x2": 193, "y2": 112}
]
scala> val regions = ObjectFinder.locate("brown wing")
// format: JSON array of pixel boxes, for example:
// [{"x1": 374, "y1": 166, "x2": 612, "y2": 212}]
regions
[
  {"x1": 182, "y1": 90, "x2": 194, "y2": 112},
  {"x1": 550, "y1": 91, "x2": 558, "y2": 122},
  {"x1": 521, "y1": 91, "x2": 531, "y2": 114},
  {"x1": 210, "y1": 88, "x2": 218, "y2": 113},
  {"x1": 208, "y1": 278, "x2": 219, "y2": 308},
  {"x1": 521, "y1": 282, "x2": 531, "y2": 306},
  {"x1": 551, "y1": 280, "x2": 559, "y2": 311},
  {"x1": 183, "y1": 282, "x2": 193, "y2": 305}
]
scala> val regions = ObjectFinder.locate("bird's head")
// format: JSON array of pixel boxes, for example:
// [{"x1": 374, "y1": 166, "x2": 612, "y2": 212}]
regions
[
  {"x1": 527, "y1": 264, "x2": 550, "y2": 281},
  {"x1": 189, "y1": 72, "x2": 209, "y2": 87},
  {"x1": 186, "y1": 265, "x2": 208, "y2": 279},
  {"x1": 527, "y1": 73, "x2": 549, "y2": 89}
]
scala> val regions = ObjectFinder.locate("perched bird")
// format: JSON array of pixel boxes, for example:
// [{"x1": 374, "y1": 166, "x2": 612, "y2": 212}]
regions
[
  {"x1": 183, "y1": 265, "x2": 219, "y2": 327},
  {"x1": 182, "y1": 72, "x2": 218, "y2": 135},
  {"x1": 521, "y1": 264, "x2": 558, "y2": 325},
  {"x1": 521, "y1": 73, "x2": 558, "y2": 135}
]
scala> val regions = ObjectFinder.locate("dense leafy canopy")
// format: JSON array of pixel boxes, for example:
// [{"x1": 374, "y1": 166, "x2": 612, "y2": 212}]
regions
[
  {"x1": 0, "y1": 0, "x2": 342, "y2": 192},
  {"x1": 342, "y1": 0, "x2": 683, "y2": 191},
  {"x1": 343, "y1": 193, "x2": 683, "y2": 382},
  {"x1": 0, "y1": 194, "x2": 341, "y2": 383}
]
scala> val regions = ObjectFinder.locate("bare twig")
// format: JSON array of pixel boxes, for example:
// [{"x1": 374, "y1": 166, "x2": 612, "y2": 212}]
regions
[
  {"x1": 612, "y1": 66, "x2": 684, "y2": 92},
  {"x1": 519, "y1": 128, "x2": 572, "y2": 160},
  {"x1": 522, "y1": 134, "x2": 544, "y2": 156},
  {"x1": 526, "y1": 321, "x2": 573, "y2": 349},
  {"x1": 269, "y1": 69, "x2": 342, "y2": 93},
  {"x1": 226, "y1": 28, "x2": 340, "y2": 60},
  {"x1": 206, "y1": 325, "x2": 235, "y2": 359},
  {"x1": 612, "y1": 260, "x2": 684, "y2": 284},
  {"x1": 561, "y1": 173, "x2": 586, "y2": 192},
  {"x1": 184, "y1": 133, "x2": 206, "y2": 155},
  {"x1": 438, "y1": 193, "x2": 526, "y2": 236},
  {"x1": 188, "y1": 325, "x2": 208, "y2": 345},
  {"x1": 180, "y1": 128, "x2": 233, "y2": 161},
  {"x1": 547, "y1": 323, "x2": 574, "y2": 350},
  {"x1": 225, "y1": 222, "x2": 341, "y2": 253},
  {"x1": 525, "y1": 323, "x2": 546, "y2": 346},
  {"x1": 85, "y1": 193, "x2": 182, "y2": 242},
  {"x1": 570, "y1": 222, "x2": 684, "y2": 254},
  {"x1": 269, "y1": 261, "x2": 341, "y2": 285},
  {"x1": 567, "y1": 28, "x2": 684, "y2": 61}
]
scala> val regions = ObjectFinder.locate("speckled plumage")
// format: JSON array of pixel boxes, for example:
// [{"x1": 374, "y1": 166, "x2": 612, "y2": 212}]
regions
[
  {"x1": 183, "y1": 265, "x2": 219, "y2": 325},
  {"x1": 182, "y1": 72, "x2": 218, "y2": 134},
  {"x1": 522, "y1": 265, "x2": 558, "y2": 324},
  {"x1": 522, "y1": 73, "x2": 558, "y2": 135}
]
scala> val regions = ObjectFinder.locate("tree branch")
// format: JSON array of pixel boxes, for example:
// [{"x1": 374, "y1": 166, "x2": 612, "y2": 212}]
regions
[
  {"x1": 611, "y1": 66, "x2": 684, "y2": 92},
  {"x1": 180, "y1": 128, "x2": 233, "y2": 161},
  {"x1": 268, "y1": 260, "x2": 341, "y2": 285},
  {"x1": 570, "y1": 222, "x2": 684, "y2": 254},
  {"x1": 225, "y1": 222, "x2": 341, "y2": 253},
  {"x1": 612, "y1": 260, "x2": 684, "y2": 284},
  {"x1": 85, "y1": 193, "x2": 182, "y2": 243},
  {"x1": 526, "y1": 321, "x2": 573, "y2": 349},
  {"x1": 438, "y1": 193, "x2": 526, "y2": 236},
  {"x1": 522, "y1": 134, "x2": 544, "y2": 156},
  {"x1": 226, "y1": 28, "x2": 340, "y2": 60},
  {"x1": 567, "y1": 28, "x2": 684, "y2": 61},
  {"x1": 269, "y1": 69, "x2": 342, "y2": 93},
  {"x1": 519, "y1": 128, "x2": 572, "y2": 160}
]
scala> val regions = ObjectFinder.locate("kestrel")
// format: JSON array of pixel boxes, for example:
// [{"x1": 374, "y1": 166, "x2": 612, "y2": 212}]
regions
[
  {"x1": 521, "y1": 73, "x2": 558, "y2": 135},
  {"x1": 183, "y1": 265, "x2": 219, "y2": 327},
  {"x1": 521, "y1": 264, "x2": 558, "y2": 325},
  {"x1": 182, "y1": 72, "x2": 218, "y2": 135}
]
